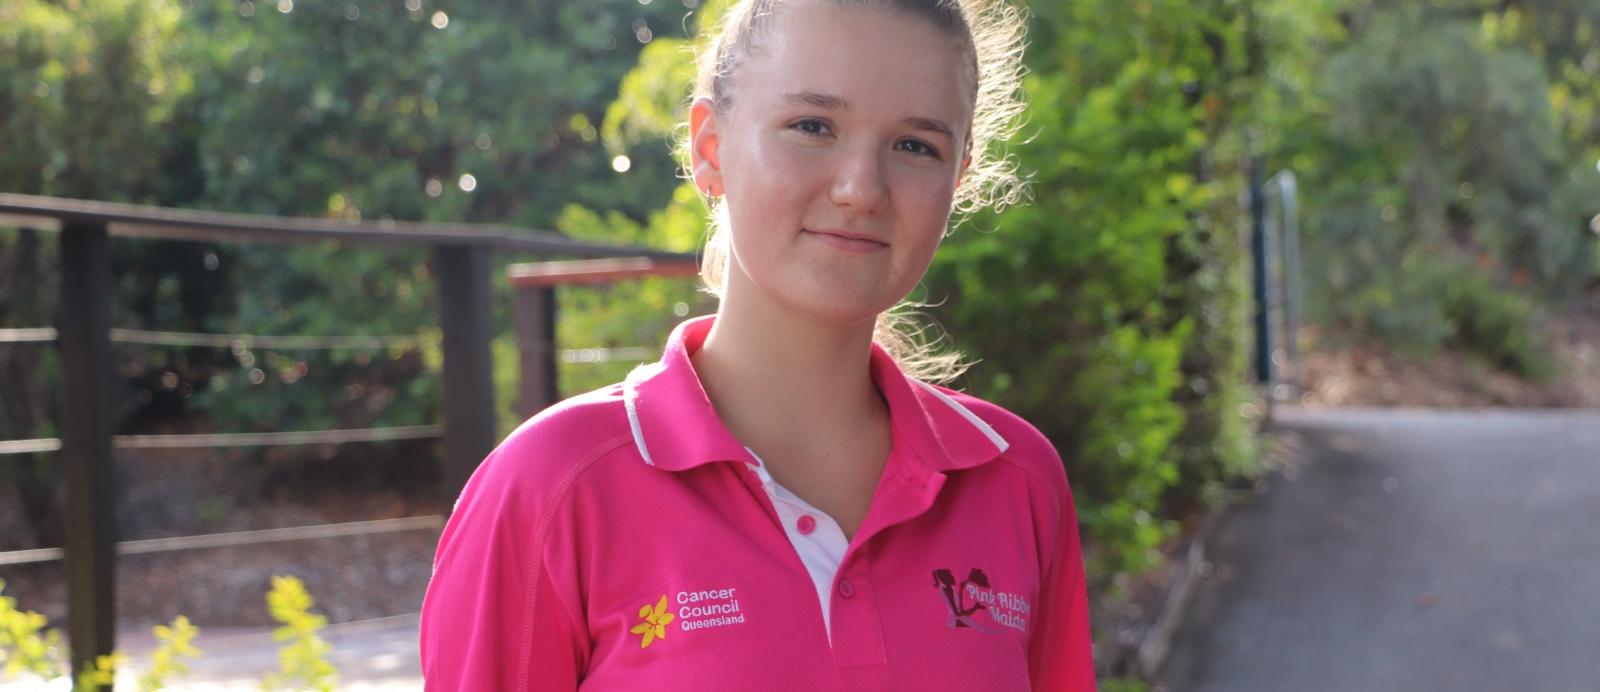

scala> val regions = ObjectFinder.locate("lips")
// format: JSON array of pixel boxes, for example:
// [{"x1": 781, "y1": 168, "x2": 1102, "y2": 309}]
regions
[{"x1": 802, "y1": 228, "x2": 888, "y2": 252}]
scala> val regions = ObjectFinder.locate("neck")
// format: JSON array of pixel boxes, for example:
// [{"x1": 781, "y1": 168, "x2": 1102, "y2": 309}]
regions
[{"x1": 691, "y1": 282, "x2": 886, "y2": 457}]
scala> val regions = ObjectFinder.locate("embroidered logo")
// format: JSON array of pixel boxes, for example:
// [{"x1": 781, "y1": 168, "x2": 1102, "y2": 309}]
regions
[
  {"x1": 630, "y1": 595, "x2": 675, "y2": 648},
  {"x1": 675, "y1": 587, "x2": 746, "y2": 631},
  {"x1": 931, "y1": 567, "x2": 1030, "y2": 633}
]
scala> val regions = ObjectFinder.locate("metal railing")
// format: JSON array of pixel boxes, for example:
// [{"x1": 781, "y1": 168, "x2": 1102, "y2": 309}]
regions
[
  {"x1": 1248, "y1": 166, "x2": 1305, "y2": 416},
  {"x1": 0, "y1": 192, "x2": 696, "y2": 686}
]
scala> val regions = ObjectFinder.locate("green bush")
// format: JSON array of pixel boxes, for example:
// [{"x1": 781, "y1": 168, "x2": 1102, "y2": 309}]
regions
[
  {"x1": 262, "y1": 575, "x2": 338, "y2": 692},
  {"x1": 1442, "y1": 271, "x2": 1557, "y2": 381},
  {"x1": 927, "y1": 0, "x2": 1268, "y2": 583}
]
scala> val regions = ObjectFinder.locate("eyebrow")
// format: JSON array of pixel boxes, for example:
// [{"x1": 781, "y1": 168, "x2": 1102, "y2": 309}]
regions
[{"x1": 781, "y1": 91, "x2": 957, "y2": 142}]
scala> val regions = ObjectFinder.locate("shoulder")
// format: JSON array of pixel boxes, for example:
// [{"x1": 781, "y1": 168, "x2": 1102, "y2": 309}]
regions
[
  {"x1": 932, "y1": 385, "x2": 1071, "y2": 503},
  {"x1": 455, "y1": 383, "x2": 638, "y2": 516}
]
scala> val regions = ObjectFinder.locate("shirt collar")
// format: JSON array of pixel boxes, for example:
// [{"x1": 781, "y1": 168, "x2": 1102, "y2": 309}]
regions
[{"x1": 623, "y1": 316, "x2": 1008, "y2": 473}]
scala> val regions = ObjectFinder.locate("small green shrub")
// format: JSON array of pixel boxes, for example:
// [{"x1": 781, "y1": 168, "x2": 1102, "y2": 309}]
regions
[
  {"x1": 76, "y1": 652, "x2": 127, "y2": 692},
  {"x1": 139, "y1": 616, "x2": 200, "y2": 692},
  {"x1": 0, "y1": 578, "x2": 61, "y2": 678},
  {"x1": 261, "y1": 575, "x2": 338, "y2": 692},
  {"x1": 1442, "y1": 273, "x2": 1557, "y2": 381}
]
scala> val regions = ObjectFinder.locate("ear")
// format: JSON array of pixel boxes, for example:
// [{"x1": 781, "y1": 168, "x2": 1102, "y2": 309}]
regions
[{"x1": 689, "y1": 97, "x2": 724, "y2": 197}]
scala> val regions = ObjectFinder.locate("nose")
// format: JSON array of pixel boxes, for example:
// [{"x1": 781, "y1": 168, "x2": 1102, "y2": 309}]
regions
[{"x1": 828, "y1": 142, "x2": 889, "y2": 215}]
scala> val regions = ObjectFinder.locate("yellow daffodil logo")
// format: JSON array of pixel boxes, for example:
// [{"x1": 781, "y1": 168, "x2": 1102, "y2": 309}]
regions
[{"x1": 630, "y1": 595, "x2": 674, "y2": 648}]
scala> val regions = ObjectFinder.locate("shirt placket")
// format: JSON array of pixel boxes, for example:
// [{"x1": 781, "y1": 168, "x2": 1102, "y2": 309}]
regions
[
  {"x1": 736, "y1": 447, "x2": 949, "y2": 678},
  {"x1": 743, "y1": 458, "x2": 851, "y2": 641}
]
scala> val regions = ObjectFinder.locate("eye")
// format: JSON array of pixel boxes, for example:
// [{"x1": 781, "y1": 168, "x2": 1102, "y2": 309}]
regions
[
  {"x1": 895, "y1": 138, "x2": 942, "y2": 159},
  {"x1": 788, "y1": 118, "x2": 832, "y2": 136}
]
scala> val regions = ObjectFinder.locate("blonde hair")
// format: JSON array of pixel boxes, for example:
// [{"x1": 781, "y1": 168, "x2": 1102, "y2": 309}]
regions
[{"x1": 686, "y1": 0, "x2": 1030, "y2": 383}]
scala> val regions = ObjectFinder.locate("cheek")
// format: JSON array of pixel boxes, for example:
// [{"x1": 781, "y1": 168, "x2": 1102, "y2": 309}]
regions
[
  {"x1": 893, "y1": 176, "x2": 957, "y2": 281},
  {"x1": 726, "y1": 142, "x2": 828, "y2": 218},
  {"x1": 896, "y1": 173, "x2": 958, "y2": 241}
]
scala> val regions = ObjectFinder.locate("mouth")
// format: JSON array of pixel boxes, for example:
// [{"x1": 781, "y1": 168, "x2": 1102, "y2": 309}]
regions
[{"x1": 802, "y1": 228, "x2": 889, "y2": 253}]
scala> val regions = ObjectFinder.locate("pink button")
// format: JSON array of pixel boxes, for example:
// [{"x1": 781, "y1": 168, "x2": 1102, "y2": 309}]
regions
[
  {"x1": 796, "y1": 515, "x2": 817, "y2": 535},
  {"x1": 838, "y1": 578, "x2": 855, "y2": 599}
]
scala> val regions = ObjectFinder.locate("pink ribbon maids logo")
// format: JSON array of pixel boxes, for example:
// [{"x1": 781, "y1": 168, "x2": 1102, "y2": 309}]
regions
[{"x1": 931, "y1": 567, "x2": 1030, "y2": 633}]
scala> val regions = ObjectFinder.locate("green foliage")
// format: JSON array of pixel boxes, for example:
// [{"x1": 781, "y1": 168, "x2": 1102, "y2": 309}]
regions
[
  {"x1": 0, "y1": 579, "x2": 61, "y2": 679},
  {"x1": 927, "y1": 0, "x2": 1266, "y2": 580},
  {"x1": 1442, "y1": 268, "x2": 1558, "y2": 380},
  {"x1": 183, "y1": 0, "x2": 688, "y2": 224},
  {"x1": 77, "y1": 652, "x2": 128, "y2": 692},
  {"x1": 553, "y1": 183, "x2": 716, "y2": 397},
  {"x1": 0, "y1": 0, "x2": 193, "y2": 200},
  {"x1": 183, "y1": 242, "x2": 442, "y2": 435},
  {"x1": 1285, "y1": 2, "x2": 1600, "y2": 366},
  {"x1": 1480, "y1": 3, "x2": 1600, "y2": 280},
  {"x1": 3, "y1": 578, "x2": 201, "y2": 691},
  {"x1": 262, "y1": 575, "x2": 338, "y2": 692},
  {"x1": 71, "y1": 615, "x2": 204, "y2": 691},
  {"x1": 1099, "y1": 677, "x2": 1150, "y2": 692},
  {"x1": 601, "y1": 0, "x2": 731, "y2": 155},
  {"x1": 164, "y1": 0, "x2": 700, "y2": 440},
  {"x1": 139, "y1": 616, "x2": 202, "y2": 692},
  {"x1": 601, "y1": 37, "x2": 698, "y2": 158}
]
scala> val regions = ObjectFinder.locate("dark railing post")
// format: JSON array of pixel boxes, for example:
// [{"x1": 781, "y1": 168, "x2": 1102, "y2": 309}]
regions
[
  {"x1": 59, "y1": 220, "x2": 116, "y2": 687},
  {"x1": 433, "y1": 245, "x2": 498, "y2": 509},
  {"x1": 1249, "y1": 157, "x2": 1272, "y2": 386},
  {"x1": 513, "y1": 285, "x2": 559, "y2": 418}
]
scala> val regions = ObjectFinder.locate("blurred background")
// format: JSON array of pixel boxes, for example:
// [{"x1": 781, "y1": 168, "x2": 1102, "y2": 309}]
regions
[{"x1": 1, "y1": 0, "x2": 1597, "y2": 689}]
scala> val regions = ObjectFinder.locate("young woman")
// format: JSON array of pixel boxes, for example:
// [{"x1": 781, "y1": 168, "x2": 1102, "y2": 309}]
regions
[{"x1": 420, "y1": 1, "x2": 1095, "y2": 689}]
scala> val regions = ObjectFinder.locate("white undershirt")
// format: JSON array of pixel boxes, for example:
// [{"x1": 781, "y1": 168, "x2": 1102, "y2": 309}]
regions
[{"x1": 744, "y1": 450, "x2": 851, "y2": 641}]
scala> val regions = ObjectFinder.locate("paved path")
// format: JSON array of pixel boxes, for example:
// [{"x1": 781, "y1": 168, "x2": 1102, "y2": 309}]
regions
[{"x1": 1161, "y1": 406, "x2": 1600, "y2": 692}]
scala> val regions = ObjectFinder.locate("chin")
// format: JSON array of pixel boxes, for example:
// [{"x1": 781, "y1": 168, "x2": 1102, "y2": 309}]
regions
[
  {"x1": 778, "y1": 287, "x2": 902, "y2": 329},
  {"x1": 728, "y1": 255, "x2": 915, "y2": 328}
]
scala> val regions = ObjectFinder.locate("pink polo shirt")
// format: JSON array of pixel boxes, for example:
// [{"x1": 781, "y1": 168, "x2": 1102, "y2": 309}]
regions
[{"x1": 420, "y1": 316, "x2": 1096, "y2": 691}]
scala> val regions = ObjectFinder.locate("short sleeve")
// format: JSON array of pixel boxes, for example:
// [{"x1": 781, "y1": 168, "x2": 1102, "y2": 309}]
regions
[
  {"x1": 1027, "y1": 481, "x2": 1097, "y2": 691},
  {"x1": 420, "y1": 447, "x2": 588, "y2": 691}
]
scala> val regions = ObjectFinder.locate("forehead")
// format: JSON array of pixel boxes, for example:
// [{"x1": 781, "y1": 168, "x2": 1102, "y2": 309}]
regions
[{"x1": 733, "y1": 2, "x2": 974, "y2": 127}]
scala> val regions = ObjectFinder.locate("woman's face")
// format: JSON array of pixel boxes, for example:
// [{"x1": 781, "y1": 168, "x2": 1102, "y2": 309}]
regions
[{"x1": 691, "y1": 1, "x2": 973, "y2": 327}]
